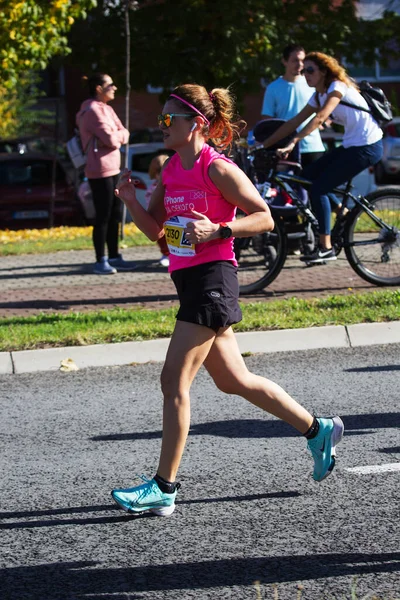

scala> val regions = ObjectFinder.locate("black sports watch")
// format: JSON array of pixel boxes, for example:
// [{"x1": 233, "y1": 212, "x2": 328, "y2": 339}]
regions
[{"x1": 218, "y1": 222, "x2": 233, "y2": 239}]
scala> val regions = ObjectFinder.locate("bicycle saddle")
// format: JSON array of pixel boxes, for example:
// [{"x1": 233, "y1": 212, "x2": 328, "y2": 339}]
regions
[{"x1": 253, "y1": 118, "x2": 296, "y2": 150}]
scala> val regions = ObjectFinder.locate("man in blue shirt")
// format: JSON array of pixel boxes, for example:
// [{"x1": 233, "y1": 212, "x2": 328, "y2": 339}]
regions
[
  {"x1": 261, "y1": 44, "x2": 340, "y2": 256},
  {"x1": 262, "y1": 43, "x2": 325, "y2": 167}
]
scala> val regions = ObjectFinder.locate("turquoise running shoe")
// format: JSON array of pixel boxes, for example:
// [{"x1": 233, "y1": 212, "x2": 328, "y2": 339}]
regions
[
  {"x1": 307, "y1": 416, "x2": 344, "y2": 482},
  {"x1": 111, "y1": 475, "x2": 180, "y2": 516}
]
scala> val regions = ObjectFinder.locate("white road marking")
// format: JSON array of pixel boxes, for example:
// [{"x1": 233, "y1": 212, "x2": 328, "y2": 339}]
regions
[{"x1": 346, "y1": 463, "x2": 400, "y2": 474}]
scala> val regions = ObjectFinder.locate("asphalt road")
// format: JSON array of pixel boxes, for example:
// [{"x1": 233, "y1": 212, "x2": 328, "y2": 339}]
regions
[{"x1": 0, "y1": 344, "x2": 399, "y2": 600}]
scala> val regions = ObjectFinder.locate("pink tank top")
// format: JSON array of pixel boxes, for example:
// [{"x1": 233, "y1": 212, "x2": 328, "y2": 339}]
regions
[{"x1": 162, "y1": 144, "x2": 238, "y2": 272}]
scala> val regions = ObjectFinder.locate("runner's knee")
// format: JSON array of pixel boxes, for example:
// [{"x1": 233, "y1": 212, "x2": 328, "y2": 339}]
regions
[
  {"x1": 211, "y1": 370, "x2": 251, "y2": 396},
  {"x1": 160, "y1": 365, "x2": 190, "y2": 404}
]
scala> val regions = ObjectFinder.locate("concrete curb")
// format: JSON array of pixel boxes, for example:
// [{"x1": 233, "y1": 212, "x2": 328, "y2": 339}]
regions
[{"x1": 1, "y1": 321, "x2": 399, "y2": 375}]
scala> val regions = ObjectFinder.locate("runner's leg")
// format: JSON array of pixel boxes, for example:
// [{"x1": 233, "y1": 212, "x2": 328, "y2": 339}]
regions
[
  {"x1": 157, "y1": 320, "x2": 217, "y2": 482},
  {"x1": 204, "y1": 327, "x2": 313, "y2": 432}
]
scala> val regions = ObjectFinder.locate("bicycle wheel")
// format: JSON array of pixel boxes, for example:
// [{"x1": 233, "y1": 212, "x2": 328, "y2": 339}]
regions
[
  {"x1": 344, "y1": 187, "x2": 400, "y2": 286},
  {"x1": 235, "y1": 215, "x2": 287, "y2": 294}
]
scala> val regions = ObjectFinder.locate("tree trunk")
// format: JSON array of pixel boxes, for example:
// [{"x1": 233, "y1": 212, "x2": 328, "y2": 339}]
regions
[{"x1": 121, "y1": 0, "x2": 131, "y2": 239}]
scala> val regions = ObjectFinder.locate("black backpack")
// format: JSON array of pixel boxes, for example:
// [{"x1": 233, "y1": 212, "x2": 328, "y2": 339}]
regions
[{"x1": 339, "y1": 80, "x2": 393, "y2": 128}]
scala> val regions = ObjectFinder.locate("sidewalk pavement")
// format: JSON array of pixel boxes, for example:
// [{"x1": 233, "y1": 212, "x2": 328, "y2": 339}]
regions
[
  {"x1": 1, "y1": 246, "x2": 399, "y2": 374},
  {"x1": 1, "y1": 246, "x2": 396, "y2": 317}
]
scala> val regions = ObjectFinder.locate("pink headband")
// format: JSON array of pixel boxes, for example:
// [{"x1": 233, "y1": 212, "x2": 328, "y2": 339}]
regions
[{"x1": 170, "y1": 93, "x2": 210, "y2": 126}]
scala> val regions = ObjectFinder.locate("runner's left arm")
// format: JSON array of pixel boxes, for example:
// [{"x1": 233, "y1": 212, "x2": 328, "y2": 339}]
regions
[{"x1": 183, "y1": 160, "x2": 274, "y2": 244}]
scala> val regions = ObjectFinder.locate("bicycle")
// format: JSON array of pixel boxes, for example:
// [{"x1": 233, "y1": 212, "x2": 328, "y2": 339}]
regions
[{"x1": 234, "y1": 146, "x2": 400, "y2": 294}]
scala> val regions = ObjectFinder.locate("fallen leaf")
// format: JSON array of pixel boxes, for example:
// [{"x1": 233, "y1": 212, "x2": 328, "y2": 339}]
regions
[{"x1": 60, "y1": 358, "x2": 79, "y2": 372}]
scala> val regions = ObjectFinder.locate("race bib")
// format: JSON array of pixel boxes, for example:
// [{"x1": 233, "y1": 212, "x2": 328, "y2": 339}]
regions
[{"x1": 164, "y1": 216, "x2": 196, "y2": 257}]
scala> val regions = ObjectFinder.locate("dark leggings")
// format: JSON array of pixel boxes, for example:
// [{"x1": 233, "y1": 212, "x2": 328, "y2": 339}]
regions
[
  {"x1": 89, "y1": 175, "x2": 121, "y2": 262},
  {"x1": 302, "y1": 140, "x2": 383, "y2": 234},
  {"x1": 301, "y1": 151, "x2": 325, "y2": 169},
  {"x1": 301, "y1": 151, "x2": 341, "y2": 209}
]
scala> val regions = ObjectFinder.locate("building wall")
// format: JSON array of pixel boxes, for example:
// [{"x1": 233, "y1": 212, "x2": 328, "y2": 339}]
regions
[{"x1": 65, "y1": 78, "x2": 269, "y2": 139}]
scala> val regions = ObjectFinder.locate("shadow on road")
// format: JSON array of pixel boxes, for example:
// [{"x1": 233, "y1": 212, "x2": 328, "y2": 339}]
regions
[
  {"x1": 345, "y1": 365, "x2": 400, "y2": 372},
  {"x1": 0, "y1": 490, "x2": 300, "y2": 530},
  {"x1": 91, "y1": 413, "x2": 400, "y2": 443},
  {"x1": 0, "y1": 258, "x2": 164, "y2": 279},
  {"x1": 0, "y1": 552, "x2": 399, "y2": 598},
  {"x1": 0, "y1": 292, "x2": 178, "y2": 314}
]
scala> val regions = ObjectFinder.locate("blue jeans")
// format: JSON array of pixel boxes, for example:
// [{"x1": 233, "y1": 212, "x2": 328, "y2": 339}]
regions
[{"x1": 302, "y1": 140, "x2": 383, "y2": 235}]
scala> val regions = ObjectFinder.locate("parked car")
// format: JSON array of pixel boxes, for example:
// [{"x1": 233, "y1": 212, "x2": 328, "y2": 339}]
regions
[
  {"x1": 374, "y1": 117, "x2": 400, "y2": 183},
  {"x1": 320, "y1": 128, "x2": 377, "y2": 198},
  {"x1": 0, "y1": 153, "x2": 85, "y2": 230},
  {"x1": 0, "y1": 136, "x2": 55, "y2": 155}
]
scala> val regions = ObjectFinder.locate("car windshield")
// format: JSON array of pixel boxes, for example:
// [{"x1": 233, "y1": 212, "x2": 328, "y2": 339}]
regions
[
  {"x1": 0, "y1": 160, "x2": 64, "y2": 186},
  {"x1": 131, "y1": 151, "x2": 173, "y2": 173}
]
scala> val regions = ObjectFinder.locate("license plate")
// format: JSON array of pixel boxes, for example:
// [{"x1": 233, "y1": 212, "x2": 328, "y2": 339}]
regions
[{"x1": 13, "y1": 210, "x2": 49, "y2": 219}]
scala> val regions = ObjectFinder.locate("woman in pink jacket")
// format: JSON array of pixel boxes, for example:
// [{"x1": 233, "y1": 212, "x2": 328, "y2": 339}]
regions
[{"x1": 77, "y1": 73, "x2": 134, "y2": 274}]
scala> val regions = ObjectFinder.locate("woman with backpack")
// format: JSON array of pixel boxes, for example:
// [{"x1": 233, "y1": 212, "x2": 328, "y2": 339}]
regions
[
  {"x1": 77, "y1": 73, "x2": 134, "y2": 274},
  {"x1": 262, "y1": 51, "x2": 383, "y2": 264}
]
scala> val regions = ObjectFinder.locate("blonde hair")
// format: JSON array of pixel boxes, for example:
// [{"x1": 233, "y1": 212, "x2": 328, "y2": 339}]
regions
[
  {"x1": 305, "y1": 52, "x2": 358, "y2": 91},
  {"x1": 168, "y1": 84, "x2": 245, "y2": 151},
  {"x1": 148, "y1": 153, "x2": 169, "y2": 179}
]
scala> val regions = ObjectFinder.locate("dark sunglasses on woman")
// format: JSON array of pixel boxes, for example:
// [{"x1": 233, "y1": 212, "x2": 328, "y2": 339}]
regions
[{"x1": 301, "y1": 67, "x2": 315, "y2": 75}]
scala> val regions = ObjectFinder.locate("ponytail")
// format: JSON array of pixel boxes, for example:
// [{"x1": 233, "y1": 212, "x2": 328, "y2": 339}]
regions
[{"x1": 168, "y1": 84, "x2": 245, "y2": 151}]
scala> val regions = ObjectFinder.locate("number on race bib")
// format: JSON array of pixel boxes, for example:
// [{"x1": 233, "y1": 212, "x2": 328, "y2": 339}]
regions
[{"x1": 164, "y1": 217, "x2": 196, "y2": 257}]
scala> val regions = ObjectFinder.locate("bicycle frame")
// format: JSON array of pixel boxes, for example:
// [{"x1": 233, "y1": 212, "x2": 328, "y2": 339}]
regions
[
  {"x1": 234, "y1": 144, "x2": 400, "y2": 291},
  {"x1": 250, "y1": 148, "x2": 397, "y2": 236},
  {"x1": 277, "y1": 172, "x2": 396, "y2": 234}
]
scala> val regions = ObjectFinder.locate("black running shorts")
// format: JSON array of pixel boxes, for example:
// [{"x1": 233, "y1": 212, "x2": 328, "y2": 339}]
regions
[{"x1": 171, "y1": 260, "x2": 242, "y2": 332}]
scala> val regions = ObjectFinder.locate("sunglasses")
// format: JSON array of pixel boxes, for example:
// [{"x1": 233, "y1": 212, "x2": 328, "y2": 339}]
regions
[
  {"x1": 301, "y1": 67, "x2": 316, "y2": 75},
  {"x1": 157, "y1": 113, "x2": 196, "y2": 127}
]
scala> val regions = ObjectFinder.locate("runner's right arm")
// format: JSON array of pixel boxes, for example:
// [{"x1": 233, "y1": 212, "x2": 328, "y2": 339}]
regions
[{"x1": 115, "y1": 170, "x2": 164, "y2": 241}]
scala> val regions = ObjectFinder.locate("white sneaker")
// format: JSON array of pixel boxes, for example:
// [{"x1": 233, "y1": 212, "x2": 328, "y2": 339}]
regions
[
  {"x1": 300, "y1": 246, "x2": 337, "y2": 264},
  {"x1": 159, "y1": 255, "x2": 170, "y2": 268}
]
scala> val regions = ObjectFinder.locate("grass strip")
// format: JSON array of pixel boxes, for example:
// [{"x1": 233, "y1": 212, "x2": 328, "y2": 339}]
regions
[
  {"x1": 0, "y1": 225, "x2": 151, "y2": 256},
  {"x1": 1, "y1": 289, "x2": 398, "y2": 352},
  {"x1": 2, "y1": 207, "x2": 399, "y2": 255}
]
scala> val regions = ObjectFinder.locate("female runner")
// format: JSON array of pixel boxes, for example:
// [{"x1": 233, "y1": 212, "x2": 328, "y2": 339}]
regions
[{"x1": 111, "y1": 84, "x2": 344, "y2": 516}]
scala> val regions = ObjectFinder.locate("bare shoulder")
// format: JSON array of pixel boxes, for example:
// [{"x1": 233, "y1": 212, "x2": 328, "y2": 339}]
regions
[
  {"x1": 208, "y1": 156, "x2": 267, "y2": 211},
  {"x1": 209, "y1": 157, "x2": 242, "y2": 183}
]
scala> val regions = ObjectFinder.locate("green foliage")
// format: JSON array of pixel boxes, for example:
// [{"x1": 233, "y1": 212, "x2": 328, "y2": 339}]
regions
[
  {"x1": 354, "y1": 7, "x2": 400, "y2": 68},
  {"x1": 0, "y1": 0, "x2": 97, "y2": 87},
  {"x1": 0, "y1": 0, "x2": 97, "y2": 139},
  {"x1": 66, "y1": 0, "x2": 126, "y2": 84},
  {"x1": 66, "y1": 0, "x2": 400, "y2": 101},
  {"x1": 0, "y1": 75, "x2": 54, "y2": 139}
]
